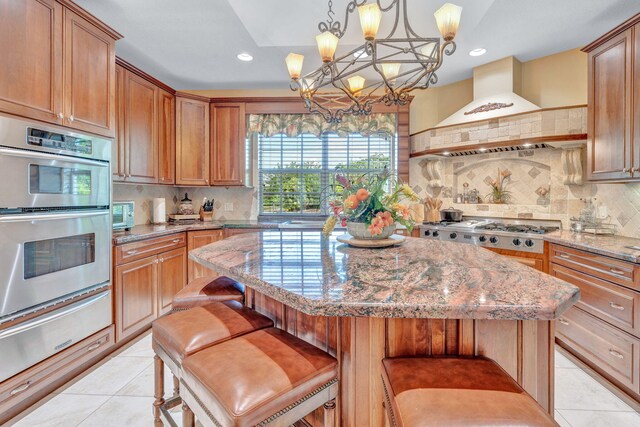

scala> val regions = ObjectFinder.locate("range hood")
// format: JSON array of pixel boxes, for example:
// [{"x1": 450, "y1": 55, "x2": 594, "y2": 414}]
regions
[{"x1": 436, "y1": 56, "x2": 541, "y2": 127}]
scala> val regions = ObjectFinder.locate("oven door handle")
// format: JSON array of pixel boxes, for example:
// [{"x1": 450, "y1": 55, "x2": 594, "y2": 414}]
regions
[
  {"x1": 0, "y1": 147, "x2": 108, "y2": 168},
  {"x1": 0, "y1": 292, "x2": 110, "y2": 340},
  {"x1": 0, "y1": 211, "x2": 109, "y2": 222}
]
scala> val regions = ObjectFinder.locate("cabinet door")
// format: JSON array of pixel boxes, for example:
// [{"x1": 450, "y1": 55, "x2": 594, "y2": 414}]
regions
[
  {"x1": 114, "y1": 256, "x2": 158, "y2": 341},
  {"x1": 187, "y1": 230, "x2": 224, "y2": 282},
  {"x1": 124, "y1": 71, "x2": 158, "y2": 183},
  {"x1": 0, "y1": 0, "x2": 63, "y2": 124},
  {"x1": 587, "y1": 29, "x2": 633, "y2": 181},
  {"x1": 211, "y1": 103, "x2": 246, "y2": 186},
  {"x1": 157, "y1": 89, "x2": 176, "y2": 185},
  {"x1": 176, "y1": 97, "x2": 210, "y2": 186},
  {"x1": 63, "y1": 8, "x2": 115, "y2": 137},
  {"x1": 112, "y1": 64, "x2": 126, "y2": 182},
  {"x1": 634, "y1": 24, "x2": 640, "y2": 178},
  {"x1": 157, "y1": 247, "x2": 187, "y2": 315}
]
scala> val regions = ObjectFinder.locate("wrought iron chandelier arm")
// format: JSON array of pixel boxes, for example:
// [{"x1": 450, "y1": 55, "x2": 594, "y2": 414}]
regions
[{"x1": 318, "y1": 0, "x2": 367, "y2": 38}]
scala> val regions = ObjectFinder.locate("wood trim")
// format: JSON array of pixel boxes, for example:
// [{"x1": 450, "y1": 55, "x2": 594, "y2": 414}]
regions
[
  {"x1": 409, "y1": 134, "x2": 588, "y2": 158},
  {"x1": 116, "y1": 57, "x2": 175, "y2": 95},
  {"x1": 56, "y1": 0, "x2": 122, "y2": 40},
  {"x1": 582, "y1": 13, "x2": 640, "y2": 52},
  {"x1": 410, "y1": 105, "x2": 588, "y2": 137},
  {"x1": 175, "y1": 91, "x2": 211, "y2": 103}
]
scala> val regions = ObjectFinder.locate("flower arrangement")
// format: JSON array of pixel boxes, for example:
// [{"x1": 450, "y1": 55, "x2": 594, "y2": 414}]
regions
[
  {"x1": 322, "y1": 168, "x2": 421, "y2": 237},
  {"x1": 486, "y1": 168, "x2": 512, "y2": 204}
]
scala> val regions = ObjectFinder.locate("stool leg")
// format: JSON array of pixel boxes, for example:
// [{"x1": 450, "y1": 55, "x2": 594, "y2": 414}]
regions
[
  {"x1": 323, "y1": 399, "x2": 336, "y2": 427},
  {"x1": 172, "y1": 374, "x2": 180, "y2": 398},
  {"x1": 153, "y1": 355, "x2": 165, "y2": 427},
  {"x1": 182, "y1": 402, "x2": 195, "y2": 427}
]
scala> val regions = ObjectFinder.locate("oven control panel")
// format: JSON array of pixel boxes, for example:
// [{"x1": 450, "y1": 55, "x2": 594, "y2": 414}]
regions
[{"x1": 28, "y1": 128, "x2": 92, "y2": 155}]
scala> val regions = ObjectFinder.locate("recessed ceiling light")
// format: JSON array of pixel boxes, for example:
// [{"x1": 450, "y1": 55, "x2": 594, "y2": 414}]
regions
[
  {"x1": 469, "y1": 48, "x2": 487, "y2": 57},
  {"x1": 354, "y1": 49, "x2": 369, "y2": 59},
  {"x1": 442, "y1": 151, "x2": 451, "y2": 156},
  {"x1": 237, "y1": 53, "x2": 253, "y2": 62},
  {"x1": 523, "y1": 143, "x2": 533, "y2": 148},
  {"x1": 479, "y1": 147, "x2": 487, "y2": 152}
]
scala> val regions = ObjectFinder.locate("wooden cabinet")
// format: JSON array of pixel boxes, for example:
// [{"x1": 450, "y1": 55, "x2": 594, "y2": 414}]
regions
[
  {"x1": 158, "y1": 88, "x2": 176, "y2": 184},
  {"x1": 485, "y1": 247, "x2": 546, "y2": 272},
  {"x1": 176, "y1": 96, "x2": 210, "y2": 186},
  {"x1": 550, "y1": 243, "x2": 640, "y2": 400},
  {"x1": 113, "y1": 233, "x2": 187, "y2": 341},
  {"x1": 124, "y1": 71, "x2": 158, "y2": 183},
  {"x1": 0, "y1": 0, "x2": 119, "y2": 137},
  {"x1": 63, "y1": 8, "x2": 116, "y2": 137},
  {"x1": 211, "y1": 103, "x2": 246, "y2": 186},
  {"x1": 0, "y1": 0, "x2": 63, "y2": 125},
  {"x1": 113, "y1": 64, "x2": 126, "y2": 181},
  {"x1": 584, "y1": 15, "x2": 640, "y2": 181},
  {"x1": 187, "y1": 230, "x2": 224, "y2": 282}
]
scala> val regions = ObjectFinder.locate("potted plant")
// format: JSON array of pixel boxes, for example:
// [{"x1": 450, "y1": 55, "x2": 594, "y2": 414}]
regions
[
  {"x1": 486, "y1": 168, "x2": 512, "y2": 204},
  {"x1": 322, "y1": 168, "x2": 421, "y2": 239}
]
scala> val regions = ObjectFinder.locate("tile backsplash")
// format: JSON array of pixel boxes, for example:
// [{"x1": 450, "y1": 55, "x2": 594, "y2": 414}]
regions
[{"x1": 113, "y1": 183, "x2": 257, "y2": 225}]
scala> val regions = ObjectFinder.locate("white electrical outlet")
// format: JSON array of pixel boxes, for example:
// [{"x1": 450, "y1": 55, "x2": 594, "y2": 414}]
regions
[{"x1": 224, "y1": 203, "x2": 234, "y2": 212}]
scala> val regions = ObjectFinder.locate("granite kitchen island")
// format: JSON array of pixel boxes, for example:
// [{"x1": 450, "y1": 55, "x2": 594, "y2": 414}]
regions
[{"x1": 190, "y1": 230, "x2": 580, "y2": 427}]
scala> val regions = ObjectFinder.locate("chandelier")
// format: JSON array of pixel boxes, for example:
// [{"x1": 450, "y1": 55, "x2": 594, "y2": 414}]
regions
[{"x1": 285, "y1": 0, "x2": 462, "y2": 123}]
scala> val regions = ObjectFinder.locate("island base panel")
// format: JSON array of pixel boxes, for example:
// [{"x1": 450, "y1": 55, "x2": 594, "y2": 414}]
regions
[{"x1": 245, "y1": 289, "x2": 554, "y2": 427}]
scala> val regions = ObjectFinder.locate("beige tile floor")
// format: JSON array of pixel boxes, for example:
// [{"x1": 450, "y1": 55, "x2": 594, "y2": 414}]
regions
[{"x1": 7, "y1": 332, "x2": 640, "y2": 426}]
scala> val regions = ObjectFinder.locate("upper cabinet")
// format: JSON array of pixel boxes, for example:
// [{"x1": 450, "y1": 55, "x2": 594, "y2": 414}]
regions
[
  {"x1": 211, "y1": 103, "x2": 246, "y2": 186},
  {"x1": 158, "y1": 89, "x2": 176, "y2": 185},
  {"x1": 584, "y1": 14, "x2": 640, "y2": 182},
  {"x1": 176, "y1": 96, "x2": 210, "y2": 186},
  {"x1": 0, "y1": 0, "x2": 120, "y2": 138}
]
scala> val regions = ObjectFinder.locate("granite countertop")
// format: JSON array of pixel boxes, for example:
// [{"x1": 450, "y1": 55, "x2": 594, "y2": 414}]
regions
[
  {"x1": 545, "y1": 230, "x2": 640, "y2": 264},
  {"x1": 190, "y1": 230, "x2": 579, "y2": 320},
  {"x1": 112, "y1": 220, "x2": 283, "y2": 245}
]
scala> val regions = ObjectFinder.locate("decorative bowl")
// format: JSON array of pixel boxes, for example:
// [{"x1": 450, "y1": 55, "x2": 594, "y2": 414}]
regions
[{"x1": 346, "y1": 221, "x2": 396, "y2": 240}]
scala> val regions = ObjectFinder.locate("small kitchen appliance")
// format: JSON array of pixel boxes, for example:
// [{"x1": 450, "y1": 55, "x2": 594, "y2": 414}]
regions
[{"x1": 113, "y1": 201, "x2": 134, "y2": 230}]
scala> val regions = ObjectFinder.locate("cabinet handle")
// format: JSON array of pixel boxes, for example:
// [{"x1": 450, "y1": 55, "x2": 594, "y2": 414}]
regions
[
  {"x1": 57, "y1": 112, "x2": 64, "y2": 119},
  {"x1": 609, "y1": 302, "x2": 625, "y2": 311},
  {"x1": 126, "y1": 250, "x2": 138, "y2": 255},
  {"x1": 558, "y1": 254, "x2": 571, "y2": 260},
  {"x1": 609, "y1": 349, "x2": 624, "y2": 359},
  {"x1": 172, "y1": 239, "x2": 181, "y2": 243},
  {"x1": 10, "y1": 381, "x2": 31, "y2": 396},
  {"x1": 87, "y1": 341, "x2": 102, "y2": 352},
  {"x1": 631, "y1": 167, "x2": 636, "y2": 175},
  {"x1": 623, "y1": 168, "x2": 629, "y2": 173},
  {"x1": 609, "y1": 268, "x2": 626, "y2": 275},
  {"x1": 558, "y1": 318, "x2": 569, "y2": 326}
]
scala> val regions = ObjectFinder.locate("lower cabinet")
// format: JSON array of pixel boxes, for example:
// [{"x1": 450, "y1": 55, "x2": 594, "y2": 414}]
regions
[
  {"x1": 187, "y1": 230, "x2": 224, "y2": 282},
  {"x1": 114, "y1": 236, "x2": 187, "y2": 342}
]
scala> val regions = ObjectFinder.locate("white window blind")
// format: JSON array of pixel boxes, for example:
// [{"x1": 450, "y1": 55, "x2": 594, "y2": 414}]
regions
[{"x1": 258, "y1": 132, "x2": 396, "y2": 216}]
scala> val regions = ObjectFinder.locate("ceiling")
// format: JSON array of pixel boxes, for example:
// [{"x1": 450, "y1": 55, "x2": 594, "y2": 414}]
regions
[{"x1": 75, "y1": 0, "x2": 640, "y2": 90}]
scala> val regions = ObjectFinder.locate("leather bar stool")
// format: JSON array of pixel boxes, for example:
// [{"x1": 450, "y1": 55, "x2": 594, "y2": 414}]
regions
[
  {"x1": 180, "y1": 327, "x2": 339, "y2": 427},
  {"x1": 152, "y1": 301, "x2": 273, "y2": 426},
  {"x1": 171, "y1": 276, "x2": 244, "y2": 311},
  {"x1": 381, "y1": 356, "x2": 557, "y2": 427}
]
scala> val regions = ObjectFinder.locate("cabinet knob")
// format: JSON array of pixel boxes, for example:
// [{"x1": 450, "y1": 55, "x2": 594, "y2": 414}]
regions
[
  {"x1": 630, "y1": 167, "x2": 636, "y2": 175},
  {"x1": 57, "y1": 112, "x2": 64, "y2": 119},
  {"x1": 623, "y1": 167, "x2": 629, "y2": 173},
  {"x1": 69, "y1": 115, "x2": 74, "y2": 122},
  {"x1": 558, "y1": 318, "x2": 569, "y2": 326}
]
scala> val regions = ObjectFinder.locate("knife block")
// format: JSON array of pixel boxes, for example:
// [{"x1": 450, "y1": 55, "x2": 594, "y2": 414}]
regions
[
  {"x1": 425, "y1": 209, "x2": 440, "y2": 223},
  {"x1": 199, "y1": 206, "x2": 214, "y2": 222}
]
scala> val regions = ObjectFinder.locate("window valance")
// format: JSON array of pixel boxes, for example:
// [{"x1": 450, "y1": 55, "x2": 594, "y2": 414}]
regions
[{"x1": 247, "y1": 113, "x2": 396, "y2": 138}]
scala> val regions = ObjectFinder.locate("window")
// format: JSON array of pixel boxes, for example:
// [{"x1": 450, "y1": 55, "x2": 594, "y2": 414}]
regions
[{"x1": 258, "y1": 132, "x2": 396, "y2": 216}]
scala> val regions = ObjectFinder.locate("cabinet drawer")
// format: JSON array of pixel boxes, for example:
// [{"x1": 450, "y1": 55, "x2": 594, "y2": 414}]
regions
[
  {"x1": 223, "y1": 228, "x2": 263, "y2": 238},
  {"x1": 557, "y1": 307, "x2": 640, "y2": 392},
  {"x1": 115, "y1": 232, "x2": 186, "y2": 265},
  {"x1": 0, "y1": 326, "x2": 114, "y2": 424},
  {"x1": 549, "y1": 244, "x2": 639, "y2": 290},
  {"x1": 551, "y1": 263, "x2": 640, "y2": 336}
]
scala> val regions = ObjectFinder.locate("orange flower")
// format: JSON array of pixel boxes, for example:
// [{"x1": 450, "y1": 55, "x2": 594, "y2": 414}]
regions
[
  {"x1": 344, "y1": 194, "x2": 360, "y2": 210},
  {"x1": 377, "y1": 211, "x2": 394, "y2": 227},
  {"x1": 356, "y1": 188, "x2": 369, "y2": 201},
  {"x1": 393, "y1": 203, "x2": 411, "y2": 220}
]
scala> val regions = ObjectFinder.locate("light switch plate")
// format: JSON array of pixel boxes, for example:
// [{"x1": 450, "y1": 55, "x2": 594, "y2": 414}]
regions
[{"x1": 224, "y1": 203, "x2": 234, "y2": 212}]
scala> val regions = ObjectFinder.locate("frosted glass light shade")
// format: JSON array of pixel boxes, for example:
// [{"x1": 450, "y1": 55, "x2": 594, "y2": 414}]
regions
[
  {"x1": 381, "y1": 63, "x2": 401, "y2": 81},
  {"x1": 302, "y1": 78, "x2": 315, "y2": 96},
  {"x1": 347, "y1": 75, "x2": 366, "y2": 96},
  {"x1": 285, "y1": 53, "x2": 304, "y2": 79},
  {"x1": 316, "y1": 31, "x2": 339, "y2": 62},
  {"x1": 358, "y1": 3, "x2": 382, "y2": 40},
  {"x1": 434, "y1": 3, "x2": 462, "y2": 41}
]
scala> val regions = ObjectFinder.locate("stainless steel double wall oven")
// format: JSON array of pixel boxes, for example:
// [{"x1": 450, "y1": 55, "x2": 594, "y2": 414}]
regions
[{"x1": 0, "y1": 116, "x2": 112, "y2": 382}]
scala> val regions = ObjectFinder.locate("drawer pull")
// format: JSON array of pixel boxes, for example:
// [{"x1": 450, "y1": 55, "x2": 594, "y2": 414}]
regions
[
  {"x1": 172, "y1": 239, "x2": 181, "y2": 243},
  {"x1": 10, "y1": 381, "x2": 31, "y2": 396},
  {"x1": 87, "y1": 341, "x2": 102, "y2": 352},
  {"x1": 126, "y1": 250, "x2": 138, "y2": 255},
  {"x1": 609, "y1": 349, "x2": 624, "y2": 359},
  {"x1": 558, "y1": 254, "x2": 571, "y2": 259},
  {"x1": 609, "y1": 268, "x2": 626, "y2": 275},
  {"x1": 609, "y1": 302, "x2": 625, "y2": 311},
  {"x1": 558, "y1": 318, "x2": 569, "y2": 326}
]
